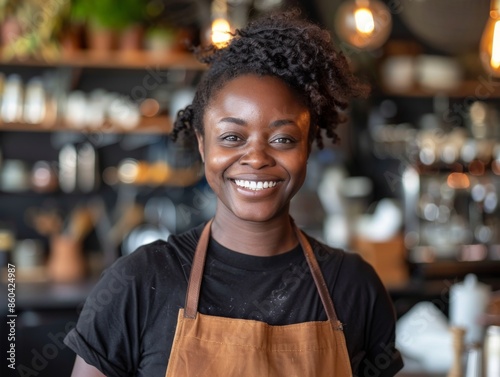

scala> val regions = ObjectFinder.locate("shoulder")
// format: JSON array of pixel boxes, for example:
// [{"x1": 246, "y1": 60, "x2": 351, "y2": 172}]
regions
[
  {"x1": 307, "y1": 235, "x2": 384, "y2": 294},
  {"x1": 302, "y1": 233, "x2": 403, "y2": 376},
  {"x1": 307, "y1": 235, "x2": 374, "y2": 275},
  {"x1": 74, "y1": 223, "x2": 208, "y2": 330}
]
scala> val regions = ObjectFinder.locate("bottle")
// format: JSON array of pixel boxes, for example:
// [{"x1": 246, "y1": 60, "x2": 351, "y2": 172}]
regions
[
  {"x1": 485, "y1": 326, "x2": 500, "y2": 377},
  {"x1": 448, "y1": 326, "x2": 466, "y2": 377}
]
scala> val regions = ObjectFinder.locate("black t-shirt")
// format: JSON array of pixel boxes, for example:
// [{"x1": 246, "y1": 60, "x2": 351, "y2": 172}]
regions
[{"x1": 64, "y1": 222, "x2": 404, "y2": 377}]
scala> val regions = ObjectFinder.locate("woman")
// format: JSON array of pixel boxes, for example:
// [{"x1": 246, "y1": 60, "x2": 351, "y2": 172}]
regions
[{"x1": 65, "y1": 10, "x2": 404, "y2": 377}]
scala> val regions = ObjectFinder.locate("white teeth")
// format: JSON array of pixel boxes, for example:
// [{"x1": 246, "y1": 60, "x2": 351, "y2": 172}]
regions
[{"x1": 234, "y1": 180, "x2": 278, "y2": 191}]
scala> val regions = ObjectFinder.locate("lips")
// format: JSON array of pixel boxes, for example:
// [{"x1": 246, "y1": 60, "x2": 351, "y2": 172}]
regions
[{"x1": 234, "y1": 179, "x2": 278, "y2": 191}]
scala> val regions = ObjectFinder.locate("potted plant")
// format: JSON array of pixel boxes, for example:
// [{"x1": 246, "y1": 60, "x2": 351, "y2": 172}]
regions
[{"x1": 70, "y1": 0, "x2": 146, "y2": 51}]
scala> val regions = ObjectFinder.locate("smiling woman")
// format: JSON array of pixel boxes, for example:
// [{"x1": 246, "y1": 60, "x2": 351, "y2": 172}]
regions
[
  {"x1": 64, "y1": 9, "x2": 404, "y2": 377},
  {"x1": 199, "y1": 75, "x2": 311, "y2": 247}
]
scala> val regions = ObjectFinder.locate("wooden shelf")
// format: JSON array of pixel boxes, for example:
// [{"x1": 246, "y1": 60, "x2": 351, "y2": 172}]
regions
[
  {"x1": 0, "y1": 115, "x2": 172, "y2": 134},
  {"x1": 0, "y1": 49, "x2": 205, "y2": 70}
]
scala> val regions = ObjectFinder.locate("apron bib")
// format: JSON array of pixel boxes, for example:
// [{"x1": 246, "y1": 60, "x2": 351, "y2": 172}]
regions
[{"x1": 165, "y1": 219, "x2": 352, "y2": 377}]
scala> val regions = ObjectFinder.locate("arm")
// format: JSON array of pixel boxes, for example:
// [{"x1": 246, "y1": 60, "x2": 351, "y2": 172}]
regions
[
  {"x1": 359, "y1": 264, "x2": 404, "y2": 377},
  {"x1": 70, "y1": 356, "x2": 106, "y2": 377},
  {"x1": 334, "y1": 252, "x2": 404, "y2": 377}
]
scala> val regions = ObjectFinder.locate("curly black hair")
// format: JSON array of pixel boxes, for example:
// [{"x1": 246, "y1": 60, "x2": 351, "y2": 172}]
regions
[{"x1": 171, "y1": 9, "x2": 368, "y2": 149}]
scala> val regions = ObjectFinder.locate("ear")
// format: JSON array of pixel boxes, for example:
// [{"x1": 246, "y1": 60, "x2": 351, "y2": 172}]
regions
[{"x1": 195, "y1": 131, "x2": 205, "y2": 163}]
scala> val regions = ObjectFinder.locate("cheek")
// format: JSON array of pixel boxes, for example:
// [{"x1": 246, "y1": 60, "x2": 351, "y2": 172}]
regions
[
  {"x1": 282, "y1": 153, "x2": 308, "y2": 182},
  {"x1": 205, "y1": 149, "x2": 231, "y2": 172},
  {"x1": 203, "y1": 147, "x2": 234, "y2": 186}
]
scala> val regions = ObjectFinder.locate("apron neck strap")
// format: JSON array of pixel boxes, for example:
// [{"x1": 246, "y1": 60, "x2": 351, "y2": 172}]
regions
[
  {"x1": 184, "y1": 218, "x2": 339, "y2": 323},
  {"x1": 184, "y1": 218, "x2": 213, "y2": 319},
  {"x1": 293, "y1": 219, "x2": 339, "y2": 323}
]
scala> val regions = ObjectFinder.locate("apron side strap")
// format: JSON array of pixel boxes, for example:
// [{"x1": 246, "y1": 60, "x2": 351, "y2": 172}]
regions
[
  {"x1": 295, "y1": 226, "x2": 340, "y2": 324},
  {"x1": 184, "y1": 219, "x2": 213, "y2": 319}
]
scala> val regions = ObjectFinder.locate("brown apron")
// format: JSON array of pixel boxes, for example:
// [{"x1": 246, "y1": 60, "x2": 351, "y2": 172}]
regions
[{"x1": 165, "y1": 219, "x2": 352, "y2": 377}]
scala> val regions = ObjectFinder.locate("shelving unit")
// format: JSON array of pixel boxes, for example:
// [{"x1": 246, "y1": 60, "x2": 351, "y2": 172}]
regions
[
  {"x1": 0, "y1": 115, "x2": 172, "y2": 134},
  {"x1": 0, "y1": 49, "x2": 205, "y2": 70},
  {"x1": 366, "y1": 76, "x2": 500, "y2": 282},
  {"x1": 0, "y1": 49, "x2": 204, "y2": 137},
  {"x1": 0, "y1": 49, "x2": 206, "y2": 249}
]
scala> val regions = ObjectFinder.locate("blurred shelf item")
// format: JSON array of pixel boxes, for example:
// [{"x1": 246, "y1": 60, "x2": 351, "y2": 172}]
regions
[
  {"x1": 0, "y1": 115, "x2": 172, "y2": 134},
  {"x1": 114, "y1": 158, "x2": 203, "y2": 187},
  {"x1": 411, "y1": 259, "x2": 500, "y2": 280},
  {"x1": 0, "y1": 49, "x2": 205, "y2": 70},
  {"x1": 353, "y1": 233, "x2": 409, "y2": 288}
]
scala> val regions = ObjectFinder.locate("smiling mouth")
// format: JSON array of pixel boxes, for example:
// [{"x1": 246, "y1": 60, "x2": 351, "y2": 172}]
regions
[{"x1": 233, "y1": 179, "x2": 278, "y2": 191}]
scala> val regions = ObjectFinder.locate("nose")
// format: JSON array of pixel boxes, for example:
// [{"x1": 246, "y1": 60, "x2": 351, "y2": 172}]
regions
[{"x1": 239, "y1": 142, "x2": 275, "y2": 169}]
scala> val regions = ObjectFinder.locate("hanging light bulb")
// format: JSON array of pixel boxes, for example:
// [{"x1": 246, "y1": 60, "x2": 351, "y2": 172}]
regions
[
  {"x1": 480, "y1": 0, "x2": 500, "y2": 77},
  {"x1": 211, "y1": 18, "x2": 232, "y2": 48},
  {"x1": 208, "y1": 0, "x2": 233, "y2": 48},
  {"x1": 334, "y1": 0, "x2": 392, "y2": 51},
  {"x1": 354, "y1": 8, "x2": 375, "y2": 34}
]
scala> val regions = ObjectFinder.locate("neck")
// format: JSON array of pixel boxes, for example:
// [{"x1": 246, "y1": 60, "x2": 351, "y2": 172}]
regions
[{"x1": 211, "y1": 204, "x2": 298, "y2": 257}]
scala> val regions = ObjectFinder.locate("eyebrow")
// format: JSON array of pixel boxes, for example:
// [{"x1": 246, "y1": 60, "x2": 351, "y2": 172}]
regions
[
  {"x1": 218, "y1": 117, "x2": 298, "y2": 128},
  {"x1": 219, "y1": 117, "x2": 246, "y2": 126}
]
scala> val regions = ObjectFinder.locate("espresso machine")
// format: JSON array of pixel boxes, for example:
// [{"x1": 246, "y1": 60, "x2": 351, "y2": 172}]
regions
[{"x1": 401, "y1": 101, "x2": 500, "y2": 276}]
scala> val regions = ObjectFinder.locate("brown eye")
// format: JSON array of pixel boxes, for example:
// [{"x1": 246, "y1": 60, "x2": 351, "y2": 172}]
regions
[
  {"x1": 222, "y1": 135, "x2": 241, "y2": 142},
  {"x1": 272, "y1": 137, "x2": 293, "y2": 144}
]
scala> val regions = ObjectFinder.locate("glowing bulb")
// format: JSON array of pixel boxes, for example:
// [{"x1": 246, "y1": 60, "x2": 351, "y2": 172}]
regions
[
  {"x1": 354, "y1": 8, "x2": 375, "y2": 34},
  {"x1": 480, "y1": 1, "x2": 500, "y2": 77},
  {"x1": 491, "y1": 20, "x2": 500, "y2": 68},
  {"x1": 211, "y1": 18, "x2": 232, "y2": 48},
  {"x1": 334, "y1": 0, "x2": 392, "y2": 51}
]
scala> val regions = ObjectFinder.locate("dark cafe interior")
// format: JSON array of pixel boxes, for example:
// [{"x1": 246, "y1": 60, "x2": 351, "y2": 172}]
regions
[{"x1": 0, "y1": 1, "x2": 500, "y2": 376}]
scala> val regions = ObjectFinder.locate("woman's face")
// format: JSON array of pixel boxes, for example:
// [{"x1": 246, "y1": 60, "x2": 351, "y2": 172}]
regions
[{"x1": 198, "y1": 74, "x2": 311, "y2": 222}]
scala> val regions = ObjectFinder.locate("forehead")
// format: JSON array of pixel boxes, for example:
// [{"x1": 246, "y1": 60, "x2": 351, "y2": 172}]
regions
[{"x1": 206, "y1": 74, "x2": 308, "y2": 117}]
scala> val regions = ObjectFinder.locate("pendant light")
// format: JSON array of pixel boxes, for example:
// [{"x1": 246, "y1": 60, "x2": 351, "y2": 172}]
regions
[
  {"x1": 334, "y1": 0, "x2": 392, "y2": 51},
  {"x1": 480, "y1": 0, "x2": 500, "y2": 77},
  {"x1": 209, "y1": 0, "x2": 232, "y2": 48}
]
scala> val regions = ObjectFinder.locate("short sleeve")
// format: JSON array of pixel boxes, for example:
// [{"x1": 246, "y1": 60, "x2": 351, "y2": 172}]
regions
[
  {"x1": 356, "y1": 262, "x2": 404, "y2": 377},
  {"x1": 64, "y1": 253, "x2": 142, "y2": 377}
]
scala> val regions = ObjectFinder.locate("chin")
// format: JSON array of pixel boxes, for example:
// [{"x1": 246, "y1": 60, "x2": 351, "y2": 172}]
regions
[{"x1": 231, "y1": 204, "x2": 288, "y2": 223}]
